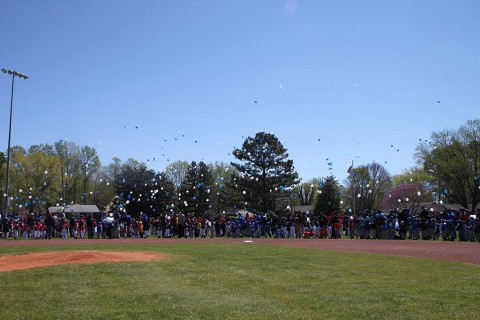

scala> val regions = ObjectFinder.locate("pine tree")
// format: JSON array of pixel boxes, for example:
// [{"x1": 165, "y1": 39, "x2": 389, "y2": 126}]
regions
[
  {"x1": 314, "y1": 176, "x2": 341, "y2": 215},
  {"x1": 232, "y1": 132, "x2": 300, "y2": 213},
  {"x1": 180, "y1": 161, "x2": 213, "y2": 215}
]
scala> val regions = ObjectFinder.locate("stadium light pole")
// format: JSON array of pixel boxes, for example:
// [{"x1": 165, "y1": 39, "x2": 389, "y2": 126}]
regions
[{"x1": 2, "y1": 68, "x2": 29, "y2": 219}]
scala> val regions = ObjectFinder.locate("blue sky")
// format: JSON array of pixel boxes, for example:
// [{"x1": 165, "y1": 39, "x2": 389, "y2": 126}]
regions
[{"x1": 1, "y1": 0, "x2": 479, "y2": 183}]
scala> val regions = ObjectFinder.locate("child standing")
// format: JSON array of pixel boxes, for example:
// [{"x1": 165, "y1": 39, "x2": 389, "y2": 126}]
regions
[{"x1": 62, "y1": 220, "x2": 69, "y2": 239}]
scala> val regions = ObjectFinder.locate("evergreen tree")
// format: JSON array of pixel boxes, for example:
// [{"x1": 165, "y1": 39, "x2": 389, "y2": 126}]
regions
[
  {"x1": 180, "y1": 161, "x2": 213, "y2": 215},
  {"x1": 232, "y1": 132, "x2": 300, "y2": 213},
  {"x1": 314, "y1": 176, "x2": 341, "y2": 215}
]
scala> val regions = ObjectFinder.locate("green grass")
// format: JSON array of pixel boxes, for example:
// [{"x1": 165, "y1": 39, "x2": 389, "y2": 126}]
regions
[{"x1": 0, "y1": 242, "x2": 479, "y2": 320}]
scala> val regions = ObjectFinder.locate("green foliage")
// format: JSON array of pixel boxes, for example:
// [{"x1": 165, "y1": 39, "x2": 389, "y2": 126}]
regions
[
  {"x1": 415, "y1": 119, "x2": 480, "y2": 210},
  {"x1": 180, "y1": 161, "x2": 213, "y2": 215},
  {"x1": 54, "y1": 140, "x2": 101, "y2": 206},
  {"x1": 164, "y1": 160, "x2": 190, "y2": 194},
  {"x1": 110, "y1": 158, "x2": 175, "y2": 216},
  {"x1": 8, "y1": 146, "x2": 62, "y2": 213},
  {"x1": 207, "y1": 162, "x2": 241, "y2": 214},
  {"x1": 314, "y1": 176, "x2": 341, "y2": 215},
  {"x1": 393, "y1": 167, "x2": 432, "y2": 188},
  {"x1": 232, "y1": 132, "x2": 300, "y2": 213}
]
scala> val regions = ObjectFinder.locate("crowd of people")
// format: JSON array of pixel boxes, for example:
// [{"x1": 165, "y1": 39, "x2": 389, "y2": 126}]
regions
[{"x1": 2, "y1": 207, "x2": 480, "y2": 242}]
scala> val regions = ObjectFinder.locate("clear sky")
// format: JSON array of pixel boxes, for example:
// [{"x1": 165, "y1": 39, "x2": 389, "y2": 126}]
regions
[{"x1": 1, "y1": 0, "x2": 479, "y2": 183}]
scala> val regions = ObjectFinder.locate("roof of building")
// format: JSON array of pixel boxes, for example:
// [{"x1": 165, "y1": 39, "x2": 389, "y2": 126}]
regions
[{"x1": 48, "y1": 204, "x2": 100, "y2": 214}]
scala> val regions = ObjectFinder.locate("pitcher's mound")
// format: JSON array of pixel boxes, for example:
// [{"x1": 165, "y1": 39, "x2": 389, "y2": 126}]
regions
[{"x1": 0, "y1": 251, "x2": 168, "y2": 272}]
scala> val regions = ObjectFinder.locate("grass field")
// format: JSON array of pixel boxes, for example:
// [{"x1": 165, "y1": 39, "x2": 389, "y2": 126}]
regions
[{"x1": 0, "y1": 242, "x2": 479, "y2": 320}]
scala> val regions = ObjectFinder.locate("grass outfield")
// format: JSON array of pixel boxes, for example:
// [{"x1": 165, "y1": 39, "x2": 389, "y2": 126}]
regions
[{"x1": 0, "y1": 242, "x2": 478, "y2": 320}]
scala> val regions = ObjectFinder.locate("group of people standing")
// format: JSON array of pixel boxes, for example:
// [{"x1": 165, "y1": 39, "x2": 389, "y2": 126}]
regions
[{"x1": 2, "y1": 207, "x2": 480, "y2": 242}]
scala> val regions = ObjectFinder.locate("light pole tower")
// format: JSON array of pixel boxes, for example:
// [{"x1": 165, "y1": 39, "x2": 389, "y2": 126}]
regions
[{"x1": 2, "y1": 68, "x2": 29, "y2": 218}]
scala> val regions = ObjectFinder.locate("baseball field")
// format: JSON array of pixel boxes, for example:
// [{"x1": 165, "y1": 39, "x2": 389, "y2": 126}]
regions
[{"x1": 0, "y1": 238, "x2": 479, "y2": 319}]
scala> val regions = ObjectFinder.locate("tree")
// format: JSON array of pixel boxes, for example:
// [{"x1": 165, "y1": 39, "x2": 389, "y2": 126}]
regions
[
  {"x1": 152, "y1": 172, "x2": 176, "y2": 214},
  {"x1": 231, "y1": 132, "x2": 300, "y2": 213},
  {"x1": 165, "y1": 160, "x2": 190, "y2": 194},
  {"x1": 415, "y1": 119, "x2": 480, "y2": 211},
  {"x1": 78, "y1": 146, "x2": 101, "y2": 205},
  {"x1": 314, "y1": 176, "x2": 341, "y2": 215},
  {"x1": 111, "y1": 158, "x2": 158, "y2": 216},
  {"x1": 219, "y1": 170, "x2": 244, "y2": 211},
  {"x1": 8, "y1": 145, "x2": 62, "y2": 213},
  {"x1": 344, "y1": 162, "x2": 392, "y2": 214},
  {"x1": 393, "y1": 167, "x2": 433, "y2": 189},
  {"x1": 293, "y1": 178, "x2": 321, "y2": 206},
  {"x1": 89, "y1": 166, "x2": 116, "y2": 209},
  {"x1": 207, "y1": 161, "x2": 239, "y2": 214},
  {"x1": 179, "y1": 161, "x2": 213, "y2": 215},
  {"x1": 381, "y1": 183, "x2": 430, "y2": 213}
]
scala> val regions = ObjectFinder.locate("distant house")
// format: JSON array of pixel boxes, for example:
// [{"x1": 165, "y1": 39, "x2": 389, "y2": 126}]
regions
[
  {"x1": 410, "y1": 202, "x2": 471, "y2": 214},
  {"x1": 292, "y1": 205, "x2": 314, "y2": 214},
  {"x1": 48, "y1": 204, "x2": 101, "y2": 219},
  {"x1": 411, "y1": 202, "x2": 445, "y2": 214}
]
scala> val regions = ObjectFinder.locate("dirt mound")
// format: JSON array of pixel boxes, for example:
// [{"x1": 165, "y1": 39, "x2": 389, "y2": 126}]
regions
[{"x1": 0, "y1": 251, "x2": 168, "y2": 272}]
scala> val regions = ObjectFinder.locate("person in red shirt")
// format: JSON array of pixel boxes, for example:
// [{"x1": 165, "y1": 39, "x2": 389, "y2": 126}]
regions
[
  {"x1": 22, "y1": 222, "x2": 30, "y2": 240},
  {"x1": 334, "y1": 220, "x2": 343, "y2": 239},
  {"x1": 62, "y1": 220, "x2": 69, "y2": 239},
  {"x1": 78, "y1": 217, "x2": 86, "y2": 239},
  {"x1": 303, "y1": 227, "x2": 316, "y2": 239}
]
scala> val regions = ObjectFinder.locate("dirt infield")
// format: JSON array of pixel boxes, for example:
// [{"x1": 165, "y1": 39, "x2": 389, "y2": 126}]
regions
[
  {"x1": 0, "y1": 238, "x2": 479, "y2": 267},
  {"x1": 0, "y1": 250, "x2": 168, "y2": 272}
]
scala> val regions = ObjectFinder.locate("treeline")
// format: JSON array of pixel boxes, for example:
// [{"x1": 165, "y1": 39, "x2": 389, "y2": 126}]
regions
[{"x1": 1, "y1": 120, "x2": 479, "y2": 217}]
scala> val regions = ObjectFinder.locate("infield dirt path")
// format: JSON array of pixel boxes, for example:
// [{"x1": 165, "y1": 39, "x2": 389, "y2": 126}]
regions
[
  {"x1": 0, "y1": 250, "x2": 167, "y2": 272},
  {"x1": 1, "y1": 237, "x2": 479, "y2": 266}
]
